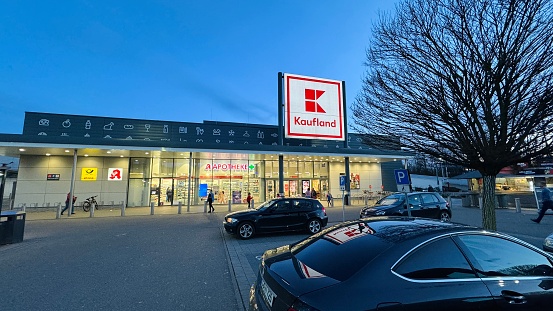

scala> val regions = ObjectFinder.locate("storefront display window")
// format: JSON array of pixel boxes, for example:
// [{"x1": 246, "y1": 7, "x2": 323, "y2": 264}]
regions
[
  {"x1": 127, "y1": 178, "x2": 150, "y2": 207},
  {"x1": 129, "y1": 158, "x2": 151, "y2": 178},
  {"x1": 152, "y1": 158, "x2": 173, "y2": 177}
]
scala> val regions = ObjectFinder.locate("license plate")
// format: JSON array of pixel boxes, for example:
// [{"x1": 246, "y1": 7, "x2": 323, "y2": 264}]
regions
[{"x1": 260, "y1": 278, "x2": 276, "y2": 307}]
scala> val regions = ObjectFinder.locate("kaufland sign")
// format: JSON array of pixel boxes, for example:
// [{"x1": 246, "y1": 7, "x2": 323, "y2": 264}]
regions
[{"x1": 284, "y1": 73, "x2": 345, "y2": 141}]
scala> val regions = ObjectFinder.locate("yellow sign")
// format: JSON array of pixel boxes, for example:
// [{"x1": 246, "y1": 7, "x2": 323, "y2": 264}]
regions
[{"x1": 81, "y1": 168, "x2": 98, "y2": 181}]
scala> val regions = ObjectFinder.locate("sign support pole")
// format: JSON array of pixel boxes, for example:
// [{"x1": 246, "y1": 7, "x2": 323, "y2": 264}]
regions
[{"x1": 278, "y1": 72, "x2": 284, "y2": 197}]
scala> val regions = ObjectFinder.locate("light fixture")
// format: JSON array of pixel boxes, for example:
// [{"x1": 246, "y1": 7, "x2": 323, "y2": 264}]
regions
[
  {"x1": 145, "y1": 152, "x2": 149, "y2": 155},
  {"x1": 18, "y1": 148, "x2": 25, "y2": 152},
  {"x1": 107, "y1": 151, "x2": 112, "y2": 154},
  {"x1": 120, "y1": 155, "x2": 124, "y2": 158},
  {"x1": 84, "y1": 154, "x2": 89, "y2": 157},
  {"x1": 64, "y1": 150, "x2": 70, "y2": 153},
  {"x1": 45, "y1": 153, "x2": 51, "y2": 156}
]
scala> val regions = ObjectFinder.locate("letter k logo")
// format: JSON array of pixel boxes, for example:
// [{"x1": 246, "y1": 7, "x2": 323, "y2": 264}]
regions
[{"x1": 305, "y1": 89, "x2": 326, "y2": 113}]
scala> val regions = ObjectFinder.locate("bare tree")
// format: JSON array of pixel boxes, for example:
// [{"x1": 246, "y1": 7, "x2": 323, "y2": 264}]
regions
[{"x1": 353, "y1": 0, "x2": 553, "y2": 230}]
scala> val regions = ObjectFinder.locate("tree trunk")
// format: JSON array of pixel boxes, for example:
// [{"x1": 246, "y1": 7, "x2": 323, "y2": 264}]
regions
[{"x1": 481, "y1": 175, "x2": 497, "y2": 230}]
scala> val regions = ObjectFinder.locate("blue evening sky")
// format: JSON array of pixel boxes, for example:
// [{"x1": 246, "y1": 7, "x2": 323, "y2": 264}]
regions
[{"x1": 0, "y1": 1, "x2": 396, "y2": 134}]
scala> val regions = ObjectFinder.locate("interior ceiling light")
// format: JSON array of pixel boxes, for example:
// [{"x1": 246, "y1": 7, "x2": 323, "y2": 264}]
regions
[
  {"x1": 120, "y1": 155, "x2": 124, "y2": 158},
  {"x1": 64, "y1": 150, "x2": 70, "y2": 153},
  {"x1": 19, "y1": 148, "x2": 25, "y2": 152},
  {"x1": 107, "y1": 151, "x2": 112, "y2": 154},
  {"x1": 45, "y1": 153, "x2": 51, "y2": 156},
  {"x1": 145, "y1": 152, "x2": 149, "y2": 155},
  {"x1": 84, "y1": 154, "x2": 89, "y2": 157}
]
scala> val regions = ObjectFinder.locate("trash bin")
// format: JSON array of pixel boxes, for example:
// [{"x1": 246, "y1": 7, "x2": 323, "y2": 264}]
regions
[{"x1": 0, "y1": 211, "x2": 26, "y2": 245}]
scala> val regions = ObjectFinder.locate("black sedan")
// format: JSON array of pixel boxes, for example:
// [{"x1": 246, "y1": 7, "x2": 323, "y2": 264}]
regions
[
  {"x1": 223, "y1": 198, "x2": 328, "y2": 239},
  {"x1": 250, "y1": 217, "x2": 553, "y2": 310},
  {"x1": 360, "y1": 192, "x2": 451, "y2": 221}
]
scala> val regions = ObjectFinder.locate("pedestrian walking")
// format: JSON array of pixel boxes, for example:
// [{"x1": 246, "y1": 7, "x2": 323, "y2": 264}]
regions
[
  {"x1": 311, "y1": 189, "x2": 317, "y2": 199},
  {"x1": 532, "y1": 182, "x2": 553, "y2": 224},
  {"x1": 207, "y1": 189, "x2": 214, "y2": 213},
  {"x1": 326, "y1": 192, "x2": 333, "y2": 207},
  {"x1": 246, "y1": 192, "x2": 253, "y2": 208},
  {"x1": 61, "y1": 192, "x2": 77, "y2": 215},
  {"x1": 305, "y1": 187, "x2": 311, "y2": 198}
]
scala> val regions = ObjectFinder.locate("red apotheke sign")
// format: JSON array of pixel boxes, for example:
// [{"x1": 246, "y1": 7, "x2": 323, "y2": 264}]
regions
[{"x1": 284, "y1": 73, "x2": 345, "y2": 141}]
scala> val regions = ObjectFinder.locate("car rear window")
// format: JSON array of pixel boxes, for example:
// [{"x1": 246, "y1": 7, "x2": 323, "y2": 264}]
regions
[{"x1": 291, "y1": 223, "x2": 391, "y2": 281}]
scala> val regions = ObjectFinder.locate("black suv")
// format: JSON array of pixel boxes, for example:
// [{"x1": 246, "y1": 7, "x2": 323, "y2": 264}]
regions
[
  {"x1": 223, "y1": 198, "x2": 328, "y2": 239},
  {"x1": 360, "y1": 192, "x2": 451, "y2": 222}
]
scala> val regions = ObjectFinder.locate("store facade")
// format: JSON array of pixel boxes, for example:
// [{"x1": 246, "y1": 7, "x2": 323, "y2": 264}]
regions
[{"x1": 1, "y1": 112, "x2": 412, "y2": 210}]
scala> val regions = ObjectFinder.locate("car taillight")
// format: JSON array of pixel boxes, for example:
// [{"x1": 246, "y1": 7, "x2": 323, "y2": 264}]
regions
[
  {"x1": 446, "y1": 201, "x2": 450, "y2": 208},
  {"x1": 288, "y1": 299, "x2": 320, "y2": 311},
  {"x1": 322, "y1": 207, "x2": 326, "y2": 215}
]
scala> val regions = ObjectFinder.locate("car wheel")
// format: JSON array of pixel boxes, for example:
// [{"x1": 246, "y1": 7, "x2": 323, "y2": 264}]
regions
[
  {"x1": 238, "y1": 222, "x2": 255, "y2": 240},
  {"x1": 307, "y1": 219, "x2": 322, "y2": 234},
  {"x1": 440, "y1": 211, "x2": 451, "y2": 222}
]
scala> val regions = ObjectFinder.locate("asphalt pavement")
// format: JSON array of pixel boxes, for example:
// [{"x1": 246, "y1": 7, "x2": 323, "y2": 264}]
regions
[{"x1": 1, "y1": 198, "x2": 552, "y2": 311}]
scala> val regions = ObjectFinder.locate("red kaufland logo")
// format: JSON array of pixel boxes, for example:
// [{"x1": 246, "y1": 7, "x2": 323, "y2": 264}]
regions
[{"x1": 305, "y1": 89, "x2": 326, "y2": 113}]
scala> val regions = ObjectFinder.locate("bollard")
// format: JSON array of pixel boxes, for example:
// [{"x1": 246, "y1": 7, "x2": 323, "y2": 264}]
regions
[
  {"x1": 121, "y1": 201, "x2": 126, "y2": 217},
  {"x1": 228, "y1": 200, "x2": 231, "y2": 212},
  {"x1": 478, "y1": 197, "x2": 483, "y2": 210},
  {"x1": 250, "y1": 199, "x2": 254, "y2": 209},
  {"x1": 515, "y1": 198, "x2": 521, "y2": 213},
  {"x1": 203, "y1": 201, "x2": 207, "y2": 213},
  {"x1": 178, "y1": 201, "x2": 182, "y2": 214},
  {"x1": 90, "y1": 202, "x2": 95, "y2": 218},
  {"x1": 56, "y1": 203, "x2": 61, "y2": 219},
  {"x1": 150, "y1": 202, "x2": 155, "y2": 215},
  {"x1": 447, "y1": 196, "x2": 452, "y2": 209}
]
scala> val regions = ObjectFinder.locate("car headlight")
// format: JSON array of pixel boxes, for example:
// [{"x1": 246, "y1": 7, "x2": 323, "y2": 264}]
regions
[
  {"x1": 545, "y1": 237, "x2": 553, "y2": 248},
  {"x1": 375, "y1": 210, "x2": 386, "y2": 216},
  {"x1": 226, "y1": 217, "x2": 238, "y2": 224}
]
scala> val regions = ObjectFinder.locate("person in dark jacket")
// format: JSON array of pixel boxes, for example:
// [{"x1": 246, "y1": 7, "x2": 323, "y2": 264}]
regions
[
  {"x1": 207, "y1": 190, "x2": 214, "y2": 213},
  {"x1": 532, "y1": 182, "x2": 552, "y2": 223}
]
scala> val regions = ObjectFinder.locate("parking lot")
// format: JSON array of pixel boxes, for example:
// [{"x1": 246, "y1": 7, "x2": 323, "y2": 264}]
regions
[{"x1": 1, "y1": 199, "x2": 551, "y2": 311}]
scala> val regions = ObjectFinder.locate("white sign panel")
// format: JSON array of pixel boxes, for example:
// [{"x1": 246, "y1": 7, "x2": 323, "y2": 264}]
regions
[
  {"x1": 284, "y1": 73, "x2": 345, "y2": 141},
  {"x1": 107, "y1": 168, "x2": 123, "y2": 181}
]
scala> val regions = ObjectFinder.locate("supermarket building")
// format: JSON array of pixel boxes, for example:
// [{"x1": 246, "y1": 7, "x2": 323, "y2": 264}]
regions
[{"x1": 0, "y1": 111, "x2": 411, "y2": 211}]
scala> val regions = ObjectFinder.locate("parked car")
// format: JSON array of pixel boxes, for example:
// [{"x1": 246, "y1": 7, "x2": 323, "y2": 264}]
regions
[
  {"x1": 249, "y1": 217, "x2": 553, "y2": 311},
  {"x1": 223, "y1": 198, "x2": 328, "y2": 240},
  {"x1": 359, "y1": 192, "x2": 451, "y2": 221},
  {"x1": 544, "y1": 233, "x2": 553, "y2": 252}
]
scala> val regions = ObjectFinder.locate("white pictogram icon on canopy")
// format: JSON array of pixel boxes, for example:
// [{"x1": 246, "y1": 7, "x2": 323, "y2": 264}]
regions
[
  {"x1": 104, "y1": 122, "x2": 114, "y2": 130},
  {"x1": 39, "y1": 119, "x2": 50, "y2": 126},
  {"x1": 163, "y1": 125, "x2": 169, "y2": 133},
  {"x1": 257, "y1": 131, "x2": 264, "y2": 139},
  {"x1": 179, "y1": 127, "x2": 187, "y2": 134},
  {"x1": 196, "y1": 127, "x2": 204, "y2": 135},
  {"x1": 124, "y1": 125, "x2": 134, "y2": 130},
  {"x1": 213, "y1": 129, "x2": 221, "y2": 135},
  {"x1": 62, "y1": 119, "x2": 71, "y2": 128},
  {"x1": 145, "y1": 124, "x2": 151, "y2": 132},
  {"x1": 243, "y1": 131, "x2": 250, "y2": 137},
  {"x1": 85, "y1": 120, "x2": 91, "y2": 129},
  {"x1": 229, "y1": 130, "x2": 235, "y2": 136}
]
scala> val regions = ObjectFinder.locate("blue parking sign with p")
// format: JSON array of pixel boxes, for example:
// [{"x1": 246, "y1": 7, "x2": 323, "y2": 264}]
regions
[
  {"x1": 339, "y1": 175, "x2": 346, "y2": 190},
  {"x1": 394, "y1": 169, "x2": 410, "y2": 185}
]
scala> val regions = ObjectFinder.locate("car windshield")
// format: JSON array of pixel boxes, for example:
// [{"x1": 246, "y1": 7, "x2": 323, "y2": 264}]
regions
[
  {"x1": 255, "y1": 199, "x2": 278, "y2": 211},
  {"x1": 376, "y1": 194, "x2": 404, "y2": 206}
]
